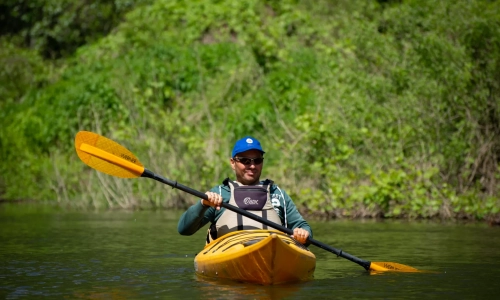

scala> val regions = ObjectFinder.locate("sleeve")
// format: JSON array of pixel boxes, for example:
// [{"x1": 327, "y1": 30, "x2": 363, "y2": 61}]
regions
[
  {"x1": 281, "y1": 188, "x2": 313, "y2": 239},
  {"x1": 177, "y1": 187, "x2": 219, "y2": 236}
]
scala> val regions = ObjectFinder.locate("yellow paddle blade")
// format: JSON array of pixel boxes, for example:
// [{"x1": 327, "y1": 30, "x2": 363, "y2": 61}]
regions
[
  {"x1": 75, "y1": 131, "x2": 144, "y2": 178},
  {"x1": 369, "y1": 262, "x2": 420, "y2": 272}
]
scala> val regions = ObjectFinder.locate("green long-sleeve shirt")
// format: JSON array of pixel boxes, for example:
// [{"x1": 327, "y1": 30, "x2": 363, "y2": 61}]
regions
[{"x1": 177, "y1": 180, "x2": 313, "y2": 239}]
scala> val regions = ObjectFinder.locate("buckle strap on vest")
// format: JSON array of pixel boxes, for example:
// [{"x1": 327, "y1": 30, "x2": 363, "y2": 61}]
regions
[{"x1": 224, "y1": 178, "x2": 274, "y2": 188}]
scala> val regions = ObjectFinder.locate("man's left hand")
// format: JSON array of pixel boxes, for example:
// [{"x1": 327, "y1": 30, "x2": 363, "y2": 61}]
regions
[{"x1": 292, "y1": 228, "x2": 309, "y2": 244}]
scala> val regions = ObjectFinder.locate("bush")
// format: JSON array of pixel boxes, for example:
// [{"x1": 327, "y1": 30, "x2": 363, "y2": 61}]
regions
[{"x1": 1, "y1": 0, "x2": 499, "y2": 220}]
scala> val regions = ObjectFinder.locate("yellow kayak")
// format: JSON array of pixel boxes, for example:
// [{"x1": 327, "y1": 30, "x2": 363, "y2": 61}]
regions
[{"x1": 194, "y1": 230, "x2": 316, "y2": 285}]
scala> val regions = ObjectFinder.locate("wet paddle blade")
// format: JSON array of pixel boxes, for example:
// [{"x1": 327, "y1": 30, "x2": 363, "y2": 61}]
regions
[
  {"x1": 75, "y1": 131, "x2": 144, "y2": 178},
  {"x1": 369, "y1": 262, "x2": 420, "y2": 272}
]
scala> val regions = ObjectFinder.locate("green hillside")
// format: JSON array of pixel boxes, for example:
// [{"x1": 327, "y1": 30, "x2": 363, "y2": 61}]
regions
[{"x1": 1, "y1": 0, "x2": 499, "y2": 220}]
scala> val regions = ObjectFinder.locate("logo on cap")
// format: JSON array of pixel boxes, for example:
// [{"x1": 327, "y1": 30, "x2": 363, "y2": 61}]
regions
[{"x1": 246, "y1": 138, "x2": 253, "y2": 143}]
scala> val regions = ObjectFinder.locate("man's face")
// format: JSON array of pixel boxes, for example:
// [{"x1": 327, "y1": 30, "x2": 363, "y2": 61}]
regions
[{"x1": 230, "y1": 149, "x2": 264, "y2": 185}]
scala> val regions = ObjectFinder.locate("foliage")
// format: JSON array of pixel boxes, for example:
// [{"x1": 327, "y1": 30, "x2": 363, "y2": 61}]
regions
[
  {"x1": 0, "y1": 0, "x2": 499, "y2": 220},
  {"x1": 0, "y1": 0, "x2": 153, "y2": 58}
]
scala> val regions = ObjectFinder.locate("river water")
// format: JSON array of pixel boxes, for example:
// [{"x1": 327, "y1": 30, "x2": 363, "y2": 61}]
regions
[{"x1": 1, "y1": 204, "x2": 499, "y2": 299}]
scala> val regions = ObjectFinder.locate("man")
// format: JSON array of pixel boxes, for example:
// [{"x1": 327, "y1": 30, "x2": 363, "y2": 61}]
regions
[{"x1": 177, "y1": 136, "x2": 312, "y2": 244}]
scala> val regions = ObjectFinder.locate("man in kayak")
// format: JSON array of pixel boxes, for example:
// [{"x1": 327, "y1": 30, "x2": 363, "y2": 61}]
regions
[{"x1": 177, "y1": 136, "x2": 312, "y2": 245}]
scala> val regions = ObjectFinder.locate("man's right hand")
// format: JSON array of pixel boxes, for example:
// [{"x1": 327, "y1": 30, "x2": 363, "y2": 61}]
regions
[{"x1": 201, "y1": 192, "x2": 223, "y2": 210}]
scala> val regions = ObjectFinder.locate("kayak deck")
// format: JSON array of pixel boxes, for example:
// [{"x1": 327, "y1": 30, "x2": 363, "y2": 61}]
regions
[{"x1": 194, "y1": 230, "x2": 316, "y2": 285}]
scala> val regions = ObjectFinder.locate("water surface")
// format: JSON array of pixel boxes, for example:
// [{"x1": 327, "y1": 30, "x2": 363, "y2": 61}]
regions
[{"x1": 1, "y1": 204, "x2": 499, "y2": 299}]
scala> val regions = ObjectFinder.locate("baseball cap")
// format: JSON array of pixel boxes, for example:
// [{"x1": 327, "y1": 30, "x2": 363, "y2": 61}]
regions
[{"x1": 231, "y1": 136, "x2": 265, "y2": 158}]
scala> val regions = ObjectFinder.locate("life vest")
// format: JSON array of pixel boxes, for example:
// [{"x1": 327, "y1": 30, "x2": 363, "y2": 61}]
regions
[{"x1": 206, "y1": 178, "x2": 281, "y2": 244}]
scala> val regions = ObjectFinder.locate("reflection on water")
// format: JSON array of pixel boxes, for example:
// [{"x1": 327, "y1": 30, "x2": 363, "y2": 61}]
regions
[
  {"x1": 1, "y1": 204, "x2": 499, "y2": 299},
  {"x1": 195, "y1": 276, "x2": 303, "y2": 300},
  {"x1": 72, "y1": 287, "x2": 137, "y2": 299}
]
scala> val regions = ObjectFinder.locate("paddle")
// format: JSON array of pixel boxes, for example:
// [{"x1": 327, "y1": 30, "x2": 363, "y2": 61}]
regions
[{"x1": 74, "y1": 130, "x2": 419, "y2": 272}]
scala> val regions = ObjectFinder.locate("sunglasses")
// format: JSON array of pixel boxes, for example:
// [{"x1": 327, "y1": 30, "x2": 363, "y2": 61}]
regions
[{"x1": 233, "y1": 157, "x2": 264, "y2": 165}]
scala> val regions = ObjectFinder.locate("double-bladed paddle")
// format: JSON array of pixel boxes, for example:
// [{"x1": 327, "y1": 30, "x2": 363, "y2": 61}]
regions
[{"x1": 75, "y1": 131, "x2": 419, "y2": 272}]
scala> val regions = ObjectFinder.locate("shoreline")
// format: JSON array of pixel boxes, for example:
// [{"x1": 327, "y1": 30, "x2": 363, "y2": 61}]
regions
[{"x1": 2, "y1": 200, "x2": 499, "y2": 226}]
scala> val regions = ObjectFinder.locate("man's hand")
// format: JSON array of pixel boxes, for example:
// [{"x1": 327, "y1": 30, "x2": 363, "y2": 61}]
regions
[
  {"x1": 292, "y1": 227, "x2": 310, "y2": 244},
  {"x1": 201, "y1": 192, "x2": 223, "y2": 210}
]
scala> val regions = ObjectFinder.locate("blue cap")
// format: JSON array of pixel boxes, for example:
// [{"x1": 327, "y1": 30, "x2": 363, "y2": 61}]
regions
[{"x1": 231, "y1": 136, "x2": 265, "y2": 157}]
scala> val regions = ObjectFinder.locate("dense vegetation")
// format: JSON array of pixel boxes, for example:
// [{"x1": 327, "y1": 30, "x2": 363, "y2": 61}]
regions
[{"x1": 1, "y1": 0, "x2": 499, "y2": 221}]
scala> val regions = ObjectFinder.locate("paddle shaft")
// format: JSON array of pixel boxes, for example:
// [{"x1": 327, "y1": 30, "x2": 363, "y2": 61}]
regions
[{"x1": 142, "y1": 169, "x2": 371, "y2": 270}]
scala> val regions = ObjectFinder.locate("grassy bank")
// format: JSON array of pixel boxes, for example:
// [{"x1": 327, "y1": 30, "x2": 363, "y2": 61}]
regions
[{"x1": 1, "y1": 0, "x2": 499, "y2": 221}]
